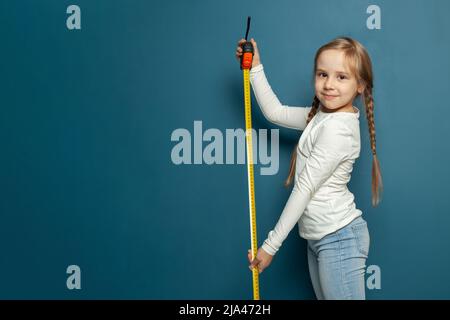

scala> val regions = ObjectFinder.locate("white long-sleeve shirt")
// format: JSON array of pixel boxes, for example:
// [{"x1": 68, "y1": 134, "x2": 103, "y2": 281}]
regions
[{"x1": 249, "y1": 64, "x2": 363, "y2": 256}]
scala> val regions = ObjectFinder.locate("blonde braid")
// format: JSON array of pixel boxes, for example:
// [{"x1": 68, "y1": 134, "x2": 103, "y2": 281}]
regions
[{"x1": 364, "y1": 88, "x2": 384, "y2": 206}]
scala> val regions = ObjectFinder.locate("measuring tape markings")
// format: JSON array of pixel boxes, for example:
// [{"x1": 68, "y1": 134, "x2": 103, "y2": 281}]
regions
[
  {"x1": 240, "y1": 16, "x2": 260, "y2": 300},
  {"x1": 243, "y1": 68, "x2": 260, "y2": 300}
]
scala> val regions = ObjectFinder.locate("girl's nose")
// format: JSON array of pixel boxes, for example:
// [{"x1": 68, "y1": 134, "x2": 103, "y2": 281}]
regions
[
  {"x1": 323, "y1": 79, "x2": 334, "y2": 90},
  {"x1": 324, "y1": 78, "x2": 335, "y2": 89}
]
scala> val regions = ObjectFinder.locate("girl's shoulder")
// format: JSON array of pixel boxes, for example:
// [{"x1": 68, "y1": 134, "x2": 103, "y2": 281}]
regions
[
  {"x1": 313, "y1": 116, "x2": 359, "y2": 151},
  {"x1": 317, "y1": 112, "x2": 359, "y2": 135},
  {"x1": 315, "y1": 114, "x2": 351, "y2": 131}
]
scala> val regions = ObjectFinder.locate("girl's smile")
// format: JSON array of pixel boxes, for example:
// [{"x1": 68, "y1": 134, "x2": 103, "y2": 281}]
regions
[{"x1": 323, "y1": 93, "x2": 338, "y2": 100}]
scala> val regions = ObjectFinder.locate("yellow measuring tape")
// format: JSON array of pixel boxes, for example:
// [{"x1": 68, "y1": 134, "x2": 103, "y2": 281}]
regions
[{"x1": 243, "y1": 68, "x2": 260, "y2": 300}]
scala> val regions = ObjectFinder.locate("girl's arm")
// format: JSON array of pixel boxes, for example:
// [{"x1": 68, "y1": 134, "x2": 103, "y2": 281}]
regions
[
  {"x1": 249, "y1": 64, "x2": 312, "y2": 130},
  {"x1": 261, "y1": 119, "x2": 352, "y2": 255}
]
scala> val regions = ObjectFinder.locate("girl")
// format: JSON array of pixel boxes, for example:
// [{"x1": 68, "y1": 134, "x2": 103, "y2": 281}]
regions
[{"x1": 235, "y1": 36, "x2": 383, "y2": 300}]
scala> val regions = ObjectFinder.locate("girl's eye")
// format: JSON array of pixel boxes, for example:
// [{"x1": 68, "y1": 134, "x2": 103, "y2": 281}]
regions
[{"x1": 316, "y1": 73, "x2": 348, "y2": 80}]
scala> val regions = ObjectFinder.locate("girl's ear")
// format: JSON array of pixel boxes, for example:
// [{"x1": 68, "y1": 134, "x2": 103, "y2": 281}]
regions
[{"x1": 357, "y1": 83, "x2": 365, "y2": 95}]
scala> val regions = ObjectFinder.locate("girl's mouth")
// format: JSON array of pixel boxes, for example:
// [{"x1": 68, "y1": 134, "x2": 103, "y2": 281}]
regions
[{"x1": 323, "y1": 94, "x2": 338, "y2": 100}]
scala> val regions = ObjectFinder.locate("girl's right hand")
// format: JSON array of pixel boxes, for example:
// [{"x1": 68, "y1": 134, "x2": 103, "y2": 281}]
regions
[
  {"x1": 235, "y1": 38, "x2": 261, "y2": 68},
  {"x1": 247, "y1": 247, "x2": 273, "y2": 274}
]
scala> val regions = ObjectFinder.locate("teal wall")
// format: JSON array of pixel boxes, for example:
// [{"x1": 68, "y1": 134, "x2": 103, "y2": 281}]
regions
[{"x1": 1, "y1": 0, "x2": 449, "y2": 299}]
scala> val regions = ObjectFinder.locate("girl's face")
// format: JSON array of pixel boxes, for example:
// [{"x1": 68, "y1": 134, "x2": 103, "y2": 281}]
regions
[{"x1": 314, "y1": 49, "x2": 364, "y2": 112}]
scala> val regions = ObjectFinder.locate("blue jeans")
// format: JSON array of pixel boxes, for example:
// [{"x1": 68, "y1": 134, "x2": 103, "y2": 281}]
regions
[{"x1": 307, "y1": 216, "x2": 370, "y2": 300}]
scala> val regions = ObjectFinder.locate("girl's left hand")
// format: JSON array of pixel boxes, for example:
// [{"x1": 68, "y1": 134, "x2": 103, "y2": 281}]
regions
[{"x1": 247, "y1": 247, "x2": 273, "y2": 274}]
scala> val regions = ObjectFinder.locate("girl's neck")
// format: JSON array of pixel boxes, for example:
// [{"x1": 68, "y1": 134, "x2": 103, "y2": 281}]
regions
[{"x1": 320, "y1": 103, "x2": 356, "y2": 114}]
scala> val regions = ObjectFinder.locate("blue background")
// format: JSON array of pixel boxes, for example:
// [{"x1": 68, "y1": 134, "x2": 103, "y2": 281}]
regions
[{"x1": 0, "y1": 0, "x2": 449, "y2": 299}]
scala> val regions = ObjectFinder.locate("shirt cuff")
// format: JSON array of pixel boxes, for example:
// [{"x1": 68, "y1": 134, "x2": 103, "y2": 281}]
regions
[{"x1": 261, "y1": 239, "x2": 277, "y2": 256}]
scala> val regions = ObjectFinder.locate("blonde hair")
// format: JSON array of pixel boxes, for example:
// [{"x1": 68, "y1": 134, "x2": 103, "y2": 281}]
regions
[{"x1": 284, "y1": 36, "x2": 383, "y2": 207}]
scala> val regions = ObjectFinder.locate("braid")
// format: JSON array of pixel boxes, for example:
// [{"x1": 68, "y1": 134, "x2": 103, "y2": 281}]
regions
[
  {"x1": 284, "y1": 96, "x2": 320, "y2": 188},
  {"x1": 307, "y1": 96, "x2": 321, "y2": 123},
  {"x1": 364, "y1": 88, "x2": 384, "y2": 207},
  {"x1": 364, "y1": 90, "x2": 377, "y2": 155}
]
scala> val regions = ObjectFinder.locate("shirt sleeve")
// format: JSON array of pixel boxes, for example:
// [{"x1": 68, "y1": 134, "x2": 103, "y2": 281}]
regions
[
  {"x1": 261, "y1": 119, "x2": 352, "y2": 256},
  {"x1": 249, "y1": 64, "x2": 312, "y2": 130}
]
